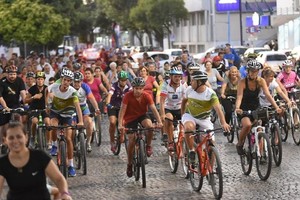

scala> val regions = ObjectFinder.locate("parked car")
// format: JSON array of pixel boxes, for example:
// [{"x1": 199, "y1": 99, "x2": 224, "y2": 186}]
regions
[
  {"x1": 163, "y1": 49, "x2": 183, "y2": 60},
  {"x1": 82, "y1": 48, "x2": 100, "y2": 61},
  {"x1": 131, "y1": 51, "x2": 173, "y2": 67},
  {"x1": 291, "y1": 46, "x2": 300, "y2": 60},
  {"x1": 232, "y1": 46, "x2": 248, "y2": 56},
  {"x1": 256, "y1": 51, "x2": 287, "y2": 73},
  {"x1": 244, "y1": 47, "x2": 269, "y2": 58}
]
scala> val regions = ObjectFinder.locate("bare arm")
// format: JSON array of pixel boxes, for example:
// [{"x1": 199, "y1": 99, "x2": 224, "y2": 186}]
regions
[
  {"x1": 235, "y1": 79, "x2": 244, "y2": 110},
  {"x1": 275, "y1": 86, "x2": 292, "y2": 107},
  {"x1": 118, "y1": 103, "x2": 127, "y2": 129},
  {"x1": 181, "y1": 98, "x2": 188, "y2": 116},
  {"x1": 159, "y1": 95, "x2": 167, "y2": 120},
  {"x1": 20, "y1": 90, "x2": 27, "y2": 104},
  {"x1": 74, "y1": 101, "x2": 84, "y2": 125},
  {"x1": 106, "y1": 92, "x2": 113, "y2": 105},
  {"x1": 220, "y1": 82, "x2": 228, "y2": 98},
  {"x1": 100, "y1": 72, "x2": 110, "y2": 90},
  {"x1": 260, "y1": 78, "x2": 280, "y2": 110},
  {"x1": 87, "y1": 93, "x2": 100, "y2": 112},
  {"x1": 276, "y1": 79, "x2": 288, "y2": 96},
  {"x1": 213, "y1": 103, "x2": 230, "y2": 132},
  {"x1": 99, "y1": 83, "x2": 108, "y2": 95},
  {"x1": 216, "y1": 71, "x2": 224, "y2": 82},
  {"x1": 149, "y1": 103, "x2": 162, "y2": 125},
  {"x1": 46, "y1": 160, "x2": 72, "y2": 200}
]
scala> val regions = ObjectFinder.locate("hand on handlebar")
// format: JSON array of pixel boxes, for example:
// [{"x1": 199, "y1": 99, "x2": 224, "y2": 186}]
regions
[
  {"x1": 235, "y1": 108, "x2": 242, "y2": 115},
  {"x1": 221, "y1": 123, "x2": 231, "y2": 133}
]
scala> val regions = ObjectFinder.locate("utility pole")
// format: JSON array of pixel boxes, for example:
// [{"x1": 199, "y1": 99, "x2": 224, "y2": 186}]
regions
[{"x1": 239, "y1": 0, "x2": 243, "y2": 45}]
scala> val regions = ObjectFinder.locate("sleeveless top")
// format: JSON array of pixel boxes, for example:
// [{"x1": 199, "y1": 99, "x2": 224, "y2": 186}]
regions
[{"x1": 240, "y1": 78, "x2": 260, "y2": 111}]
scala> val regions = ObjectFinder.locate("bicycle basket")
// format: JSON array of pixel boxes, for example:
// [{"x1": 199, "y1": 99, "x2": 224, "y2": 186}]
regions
[{"x1": 252, "y1": 107, "x2": 269, "y2": 122}]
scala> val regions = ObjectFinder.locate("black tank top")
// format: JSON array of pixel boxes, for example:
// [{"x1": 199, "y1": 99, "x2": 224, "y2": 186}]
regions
[{"x1": 241, "y1": 78, "x2": 260, "y2": 111}]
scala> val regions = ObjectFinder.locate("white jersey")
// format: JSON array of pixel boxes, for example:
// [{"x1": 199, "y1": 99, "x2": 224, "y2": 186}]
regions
[
  {"x1": 259, "y1": 79, "x2": 278, "y2": 107},
  {"x1": 160, "y1": 80, "x2": 187, "y2": 110}
]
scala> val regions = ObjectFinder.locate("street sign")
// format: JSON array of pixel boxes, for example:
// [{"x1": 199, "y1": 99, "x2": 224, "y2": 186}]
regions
[{"x1": 216, "y1": 0, "x2": 240, "y2": 12}]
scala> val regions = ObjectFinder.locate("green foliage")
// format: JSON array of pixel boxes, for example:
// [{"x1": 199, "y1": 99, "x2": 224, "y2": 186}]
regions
[{"x1": 0, "y1": 0, "x2": 69, "y2": 45}]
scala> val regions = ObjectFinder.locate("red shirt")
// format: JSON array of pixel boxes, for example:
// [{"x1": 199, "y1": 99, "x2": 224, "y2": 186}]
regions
[
  {"x1": 84, "y1": 78, "x2": 102, "y2": 102},
  {"x1": 122, "y1": 91, "x2": 154, "y2": 124},
  {"x1": 144, "y1": 76, "x2": 155, "y2": 96}
]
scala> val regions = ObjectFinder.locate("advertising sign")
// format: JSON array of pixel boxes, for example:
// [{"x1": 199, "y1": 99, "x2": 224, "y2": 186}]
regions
[{"x1": 216, "y1": 0, "x2": 240, "y2": 12}]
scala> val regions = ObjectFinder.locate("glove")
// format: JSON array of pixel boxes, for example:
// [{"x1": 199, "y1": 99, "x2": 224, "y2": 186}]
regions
[{"x1": 106, "y1": 103, "x2": 112, "y2": 109}]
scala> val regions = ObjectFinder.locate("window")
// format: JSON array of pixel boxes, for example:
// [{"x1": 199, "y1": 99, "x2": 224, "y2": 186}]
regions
[
  {"x1": 198, "y1": 11, "x2": 205, "y2": 25},
  {"x1": 266, "y1": 54, "x2": 287, "y2": 61},
  {"x1": 190, "y1": 13, "x2": 196, "y2": 26}
]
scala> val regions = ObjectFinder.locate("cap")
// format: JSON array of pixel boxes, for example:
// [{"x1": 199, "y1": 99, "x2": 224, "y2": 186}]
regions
[{"x1": 213, "y1": 56, "x2": 222, "y2": 62}]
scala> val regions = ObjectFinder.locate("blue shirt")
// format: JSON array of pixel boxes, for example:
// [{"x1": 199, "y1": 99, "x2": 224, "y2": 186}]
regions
[
  {"x1": 239, "y1": 65, "x2": 247, "y2": 79},
  {"x1": 224, "y1": 53, "x2": 235, "y2": 68}
]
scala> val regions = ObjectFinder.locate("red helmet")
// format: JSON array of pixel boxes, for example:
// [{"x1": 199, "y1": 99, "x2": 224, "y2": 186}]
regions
[{"x1": 6, "y1": 65, "x2": 18, "y2": 73}]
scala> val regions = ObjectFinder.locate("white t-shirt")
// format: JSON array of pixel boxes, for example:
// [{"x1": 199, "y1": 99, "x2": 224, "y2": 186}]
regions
[{"x1": 259, "y1": 79, "x2": 278, "y2": 107}]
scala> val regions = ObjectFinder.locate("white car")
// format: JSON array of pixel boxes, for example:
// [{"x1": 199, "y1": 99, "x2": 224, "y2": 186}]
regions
[
  {"x1": 244, "y1": 47, "x2": 269, "y2": 58},
  {"x1": 131, "y1": 51, "x2": 173, "y2": 67},
  {"x1": 163, "y1": 49, "x2": 182, "y2": 60},
  {"x1": 256, "y1": 51, "x2": 287, "y2": 73}
]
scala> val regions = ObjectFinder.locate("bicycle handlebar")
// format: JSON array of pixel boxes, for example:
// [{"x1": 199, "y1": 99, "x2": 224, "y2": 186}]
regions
[
  {"x1": 184, "y1": 127, "x2": 224, "y2": 134},
  {"x1": 43, "y1": 125, "x2": 85, "y2": 131}
]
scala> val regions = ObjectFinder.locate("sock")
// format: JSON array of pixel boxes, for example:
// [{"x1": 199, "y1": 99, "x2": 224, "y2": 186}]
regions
[{"x1": 69, "y1": 159, "x2": 74, "y2": 167}]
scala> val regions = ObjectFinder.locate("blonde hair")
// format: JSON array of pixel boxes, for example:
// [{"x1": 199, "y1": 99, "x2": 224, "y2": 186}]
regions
[{"x1": 228, "y1": 66, "x2": 241, "y2": 80}]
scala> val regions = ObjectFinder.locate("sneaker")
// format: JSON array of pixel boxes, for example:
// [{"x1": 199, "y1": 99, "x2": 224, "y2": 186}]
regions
[
  {"x1": 236, "y1": 144, "x2": 244, "y2": 155},
  {"x1": 168, "y1": 143, "x2": 174, "y2": 151},
  {"x1": 87, "y1": 144, "x2": 92, "y2": 153},
  {"x1": 146, "y1": 145, "x2": 153, "y2": 157},
  {"x1": 189, "y1": 151, "x2": 196, "y2": 165},
  {"x1": 47, "y1": 143, "x2": 52, "y2": 150},
  {"x1": 50, "y1": 146, "x2": 57, "y2": 156},
  {"x1": 127, "y1": 164, "x2": 133, "y2": 177},
  {"x1": 68, "y1": 166, "x2": 76, "y2": 177},
  {"x1": 161, "y1": 133, "x2": 168, "y2": 143}
]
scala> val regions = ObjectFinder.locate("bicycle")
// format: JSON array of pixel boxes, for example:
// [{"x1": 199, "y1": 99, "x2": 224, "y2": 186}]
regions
[
  {"x1": 45, "y1": 125, "x2": 77, "y2": 179},
  {"x1": 290, "y1": 89, "x2": 300, "y2": 145},
  {"x1": 110, "y1": 106, "x2": 122, "y2": 156},
  {"x1": 239, "y1": 108, "x2": 272, "y2": 181},
  {"x1": 185, "y1": 127, "x2": 224, "y2": 199},
  {"x1": 73, "y1": 127, "x2": 87, "y2": 175},
  {"x1": 264, "y1": 107, "x2": 283, "y2": 166},
  {"x1": 125, "y1": 125, "x2": 157, "y2": 188},
  {"x1": 90, "y1": 112, "x2": 102, "y2": 147},
  {"x1": 29, "y1": 109, "x2": 47, "y2": 152},
  {"x1": 165, "y1": 118, "x2": 189, "y2": 178},
  {"x1": 224, "y1": 96, "x2": 240, "y2": 143}
]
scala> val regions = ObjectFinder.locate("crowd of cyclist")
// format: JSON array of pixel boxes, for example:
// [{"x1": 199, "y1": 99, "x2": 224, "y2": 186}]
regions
[{"x1": 0, "y1": 45, "x2": 299, "y2": 182}]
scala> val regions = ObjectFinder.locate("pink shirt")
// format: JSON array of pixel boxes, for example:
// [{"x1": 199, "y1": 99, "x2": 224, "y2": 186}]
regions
[
  {"x1": 277, "y1": 71, "x2": 299, "y2": 92},
  {"x1": 84, "y1": 78, "x2": 102, "y2": 102}
]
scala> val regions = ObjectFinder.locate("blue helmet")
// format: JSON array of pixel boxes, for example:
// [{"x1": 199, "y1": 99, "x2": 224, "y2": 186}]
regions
[{"x1": 169, "y1": 66, "x2": 183, "y2": 75}]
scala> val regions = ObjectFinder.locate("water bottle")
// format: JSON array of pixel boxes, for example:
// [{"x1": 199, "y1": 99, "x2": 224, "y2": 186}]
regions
[
  {"x1": 173, "y1": 126, "x2": 179, "y2": 143},
  {"x1": 38, "y1": 115, "x2": 43, "y2": 125}
]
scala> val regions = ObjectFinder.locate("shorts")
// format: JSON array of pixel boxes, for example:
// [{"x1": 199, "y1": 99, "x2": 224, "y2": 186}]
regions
[
  {"x1": 108, "y1": 107, "x2": 120, "y2": 117},
  {"x1": 182, "y1": 113, "x2": 215, "y2": 140},
  {"x1": 50, "y1": 111, "x2": 73, "y2": 125},
  {"x1": 165, "y1": 109, "x2": 181, "y2": 121},
  {"x1": 81, "y1": 106, "x2": 91, "y2": 116},
  {"x1": 29, "y1": 110, "x2": 49, "y2": 119},
  {"x1": 125, "y1": 114, "x2": 151, "y2": 130},
  {"x1": 238, "y1": 113, "x2": 255, "y2": 122}
]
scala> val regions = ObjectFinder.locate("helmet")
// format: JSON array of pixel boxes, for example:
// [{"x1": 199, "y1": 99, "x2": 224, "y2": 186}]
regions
[
  {"x1": 282, "y1": 60, "x2": 294, "y2": 68},
  {"x1": 60, "y1": 68, "x2": 74, "y2": 80},
  {"x1": 6, "y1": 65, "x2": 18, "y2": 73},
  {"x1": 131, "y1": 77, "x2": 145, "y2": 87},
  {"x1": 187, "y1": 63, "x2": 201, "y2": 71},
  {"x1": 118, "y1": 71, "x2": 128, "y2": 80},
  {"x1": 73, "y1": 63, "x2": 81, "y2": 71},
  {"x1": 169, "y1": 66, "x2": 183, "y2": 75},
  {"x1": 246, "y1": 60, "x2": 262, "y2": 70},
  {"x1": 191, "y1": 71, "x2": 208, "y2": 82},
  {"x1": 26, "y1": 72, "x2": 35, "y2": 78},
  {"x1": 74, "y1": 72, "x2": 84, "y2": 82},
  {"x1": 36, "y1": 71, "x2": 45, "y2": 79}
]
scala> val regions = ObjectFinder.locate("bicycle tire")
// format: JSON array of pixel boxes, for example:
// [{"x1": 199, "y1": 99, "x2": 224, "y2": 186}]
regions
[
  {"x1": 255, "y1": 132, "x2": 272, "y2": 181},
  {"x1": 168, "y1": 141, "x2": 178, "y2": 173},
  {"x1": 227, "y1": 117, "x2": 235, "y2": 143},
  {"x1": 181, "y1": 139, "x2": 189, "y2": 179},
  {"x1": 189, "y1": 149, "x2": 203, "y2": 191},
  {"x1": 58, "y1": 140, "x2": 68, "y2": 179},
  {"x1": 208, "y1": 146, "x2": 223, "y2": 199},
  {"x1": 38, "y1": 126, "x2": 47, "y2": 152},
  {"x1": 240, "y1": 134, "x2": 252, "y2": 175},
  {"x1": 74, "y1": 132, "x2": 81, "y2": 170},
  {"x1": 279, "y1": 111, "x2": 289, "y2": 142},
  {"x1": 139, "y1": 139, "x2": 146, "y2": 188},
  {"x1": 94, "y1": 115, "x2": 102, "y2": 146},
  {"x1": 271, "y1": 124, "x2": 282, "y2": 166},
  {"x1": 133, "y1": 146, "x2": 140, "y2": 181},
  {"x1": 113, "y1": 129, "x2": 121, "y2": 155},
  {"x1": 79, "y1": 131, "x2": 87, "y2": 175},
  {"x1": 292, "y1": 108, "x2": 300, "y2": 145}
]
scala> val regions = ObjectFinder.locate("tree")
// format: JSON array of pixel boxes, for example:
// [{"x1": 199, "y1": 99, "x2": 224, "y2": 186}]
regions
[{"x1": 0, "y1": 0, "x2": 69, "y2": 46}]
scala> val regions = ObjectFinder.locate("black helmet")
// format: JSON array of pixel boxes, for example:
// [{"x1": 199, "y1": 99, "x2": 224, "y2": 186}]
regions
[
  {"x1": 191, "y1": 71, "x2": 208, "y2": 82},
  {"x1": 246, "y1": 60, "x2": 262, "y2": 70},
  {"x1": 26, "y1": 72, "x2": 35, "y2": 78},
  {"x1": 187, "y1": 63, "x2": 201, "y2": 71},
  {"x1": 36, "y1": 71, "x2": 46, "y2": 79},
  {"x1": 74, "y1": 72, "x2": 84, "y2": 81},
  {"x1": 131, "y1": 77, "x2": 145, "y2": 87},
  {"x1": 73, "y1": 63, "x2": 81, "y2": 71}
]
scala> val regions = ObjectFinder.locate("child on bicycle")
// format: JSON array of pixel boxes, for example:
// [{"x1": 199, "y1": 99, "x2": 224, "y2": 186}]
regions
[{"x1": 118, "y1": 77, "x2": 163, "y2": 178}]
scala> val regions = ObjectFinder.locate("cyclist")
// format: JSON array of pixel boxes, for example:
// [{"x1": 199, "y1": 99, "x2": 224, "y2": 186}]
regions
[
  {"x1": 46, "y1": 68, "x2": 84, "y2": 177},
  {"x1": 118, "y1": 77, "x2": 163, "y2": 177},
  {"x1": 181, "y1": 71, "x2": 230, "y2": 163},
  {"x1": 106, "y1": 71, "x2": 132, "y2": 153},
  {"x1": 0, "y1": 65, "x2": 26, "y2": 152},
  {"x1": 25, "y1": 71, "x2": 36, "y2": 90},
  {"x1": 24, "y1": 71, "x2": 51, "y2": 149},
  {"x1": 235, "y1": 60, "x2": 281, "y2": 155},
  {"x1": 160, "y1": 66, "x2": 187, "y2": 150},
  {"x1": 73, "y1": 72, "x2": 101, "y2": 153},
  {"x1": 277, "y1": 60, "x2": 300, "y2": 98}
]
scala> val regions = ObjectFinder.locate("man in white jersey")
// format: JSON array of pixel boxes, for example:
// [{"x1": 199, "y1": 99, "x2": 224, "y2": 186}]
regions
[
  {"x1": 181, "y1": 71, "x2": 230, "y2": 164},
  {"x1": 160, "y1": 66, "x2": 187, "y2": 150}
]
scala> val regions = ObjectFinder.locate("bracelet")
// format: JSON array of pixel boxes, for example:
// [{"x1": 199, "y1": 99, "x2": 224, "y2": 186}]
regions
[
  {"x1": 95, "y1": 108, "x2": 100, "y2": 111},
  {"x1": 31, "y1": 96, "x2": 34, "y2": 99},
  {"x1": 61, "y1": 191, "x2": 70, "y2": 196}
]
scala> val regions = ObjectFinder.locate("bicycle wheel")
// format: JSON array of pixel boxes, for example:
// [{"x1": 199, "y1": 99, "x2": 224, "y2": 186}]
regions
[
  {"x1": 208, "y1": 146, "x2": 223, "y2": 199},
  {"x1": 240, "y1": 134, "x2": 252, "y2": 175},
  {"x1": 94, "y1": 115, "x2": 102, "y2": 146},
  {"x1": 292, "y1": 108, "x2": 300, "y2": 145},
  {"x1": 227, "y1": 117, "x2": 235, "y2": 143},
  {"x1": 79, "y1": 131, "x2": 87, "y2": 175},
  {"x1": 168, "y1": 141, "x2": 178, "y2": 173},
  {"x1": 37, "y1": 126, "x2": 47, "y2": 152},
  {"x1": 133, "y1": 146, "x2": 140, "y2": 181},
  {"x1": 58, "y1": 141, "x2": 68, "y2": 179},
  {"x1": 255, "y1": 132, "x2": 272, "y2": 181},
  {"x1": 181, "y1": 139, "x2": 189, "y2": 179},
  {"x1": 74, "y1": 133, "x2": 81, "y2": 170},
  {"x1": 189, "y1": 150, "x2": 203, "y2": 191},
  {"x1": 279, "y1": 111, "x2": 289, "y2": 142},
  {"x1": 139, "y1": 139, "x2": 146, "y2": 188},
  {"x1": 271, "y1": 124, "x2": 282, "y2": 166},
  {"x1": 113, "y1": 129, "x2": 121, "y2": 155}
]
